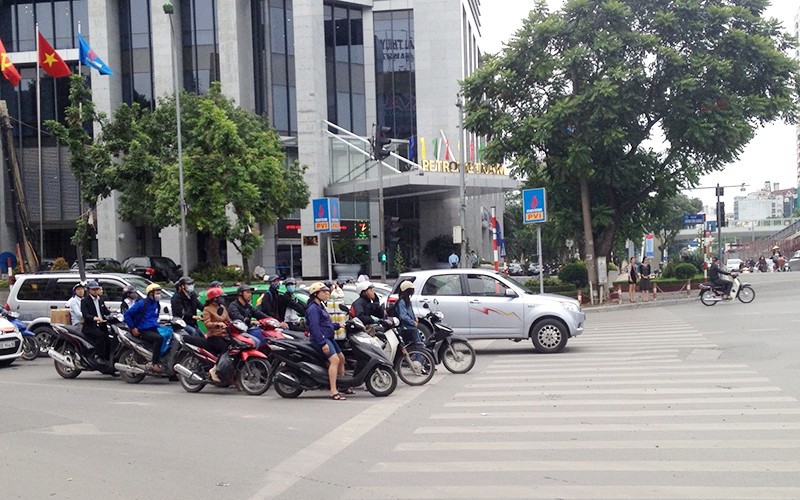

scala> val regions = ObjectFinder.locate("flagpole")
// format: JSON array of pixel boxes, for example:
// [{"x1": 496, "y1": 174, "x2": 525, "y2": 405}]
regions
[
  {"x1": 36, "y1": 24, "x2": 44, "y2": 260},
  {"x1": 77, "y1": 22, "x2": 82, "y2": 74}
]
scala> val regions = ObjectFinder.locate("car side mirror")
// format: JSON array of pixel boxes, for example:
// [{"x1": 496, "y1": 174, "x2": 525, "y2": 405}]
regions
[{"x1": 505, "y1": 288, "x2": 518, "y2": 298}]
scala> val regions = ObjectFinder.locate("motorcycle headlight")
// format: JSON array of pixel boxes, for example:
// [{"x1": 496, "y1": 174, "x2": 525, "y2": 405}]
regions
[{"x1": 433, "y1": 311, "x2": 445, "y2": 321}]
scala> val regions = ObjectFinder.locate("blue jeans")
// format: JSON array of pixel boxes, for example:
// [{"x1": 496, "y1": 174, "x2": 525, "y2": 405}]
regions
[
  {"x1": 183, "y1": 324, "x2": 202, "y2": 337},
  {"x1": 244, "y1": 327, "x2": 263, "y2": 349}
]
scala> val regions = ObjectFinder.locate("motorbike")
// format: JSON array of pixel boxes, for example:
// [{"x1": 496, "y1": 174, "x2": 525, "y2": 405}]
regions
[
  {"x1": 1, "y1": 309, "x2": 38, "y2": 361},
  {"x1": 114, "y1": 315, "x2": 189, "y2": 383},
  {"x1": 372, "y1": 317, "x2": 436, "y2": 386},
  {"x1": 268, "y1": 317, "x2": 398, "y2": 398},
  {"x1": 47, "y1": 315, "x2": 128, "y2": 378},
  {"x1": 173, "y1": 320, "x2": 272, "y2": 396},
  {"x1": 699, "y1": 273, "x2": 756, "y2": 306},
  {"x1": 417, "y1": 304, "x2": 476, "y2": 374}
]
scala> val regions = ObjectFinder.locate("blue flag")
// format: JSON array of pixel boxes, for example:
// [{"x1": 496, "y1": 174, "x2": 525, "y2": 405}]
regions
[
  {"x1": 77, "y1": 33, "x2": 113, "y2": 76},
  {"x1": 408, "y1": 135, "x2": 416, "y2": 162}
]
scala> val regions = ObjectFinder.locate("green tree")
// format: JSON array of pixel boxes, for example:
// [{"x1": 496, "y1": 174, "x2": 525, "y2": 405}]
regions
[
  {"x1": 104, "y1": 82, "x2": 310, "y2": 281},
  {"x1": 653, "y1": 193, "x2": 703, "y2": 260},
  {"x1": 46, "y1": 75, "x2": 113, "y2": 280},
  {"x1": 462, "y1": 0, "x2": 799, "y2": 287}
]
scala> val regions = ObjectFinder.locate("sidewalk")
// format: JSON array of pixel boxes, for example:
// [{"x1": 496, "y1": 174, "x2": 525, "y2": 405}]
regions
[{"x1": 582, "y1": 288, "x2": 697, "y2": 312}]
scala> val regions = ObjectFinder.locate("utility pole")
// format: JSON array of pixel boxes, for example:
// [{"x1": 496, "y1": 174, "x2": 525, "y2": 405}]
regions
[{"x1": 456, "y1": 93, "x2": 467, "y2": 266}]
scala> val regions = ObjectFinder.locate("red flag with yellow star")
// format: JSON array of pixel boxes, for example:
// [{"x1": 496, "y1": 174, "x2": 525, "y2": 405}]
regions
[
  {"x1": 38, "y1": 33, "x2": 71, "y2": 78},
  {"x1": 0, "y1": 37, "x2": 22, "y2": 87}
]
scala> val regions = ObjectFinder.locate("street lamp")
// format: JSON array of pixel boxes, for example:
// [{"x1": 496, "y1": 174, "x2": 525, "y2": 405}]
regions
[{"x1": 163, "y1": 1, "x2": 188, "y2": 278}]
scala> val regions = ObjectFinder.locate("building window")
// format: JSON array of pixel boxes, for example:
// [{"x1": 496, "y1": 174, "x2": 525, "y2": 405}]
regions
[
  {"x1": 253, "y1": 0, "x2": 296, "y2": 136},
  {"x1": 374, "y1": 10, "x2": 415, "y2": 142},
  {"x1": 324, "y1": 3, "x2": 365, "y2": 136},
  {"x1": 119, "y1": 0, "x2": 155, "y2": 109},
  {"x1": 180, "y1": 0, "x2": 219, "y2": 94}
]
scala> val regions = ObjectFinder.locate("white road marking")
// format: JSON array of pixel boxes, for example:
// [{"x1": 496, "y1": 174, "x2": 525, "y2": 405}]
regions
[
  {"x1": 394, "y1": 439, "x2": 800, "y2": 451},
  {"x1": 371, "y1": 460, "x2": 800, "y2": 472},
  {"x1": 454, "y1": 386, "x2": 783, "y2": 398},
  {"x1": 429, "y1": 407, "x2": 800, "y2": 419},
  {"x1": 414, "y1": 422, "x2": 800, "y2": 434},
  {"x1": 444, "y1": 396, "x2": 798, "y2": 407}
]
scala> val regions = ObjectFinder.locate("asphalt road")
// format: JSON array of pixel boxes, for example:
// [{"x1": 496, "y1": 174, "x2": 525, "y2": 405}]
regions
[{"x1": 2, "y1": 271, "x2": 799, "y2": 499}]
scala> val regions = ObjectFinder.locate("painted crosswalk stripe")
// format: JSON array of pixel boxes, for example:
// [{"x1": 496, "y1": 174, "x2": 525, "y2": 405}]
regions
[
  {"x1": 414, "y1": 422, "x2": 800, "y2": 434},
  {"x1": 429, "y1": 407, "x2": 800, "y2": 419},
  {"x1": 394, "y1": 439, "x2": 800, "y2": 451},
  {"x1": 444, "y1": 396, "x2": 798, "y2": 407},
  {"x1": 454, "y1": 386, "x2": 783, "y2": 398},
  {"x1": 371, "y1": 460, "x2": 800, "y2": 472},
  {"x1": 465, "y1": 377, "x2": 771, "y2": 389},
  {"x1": 476, "y1": 369, "x2": 758, "y2": 380}
]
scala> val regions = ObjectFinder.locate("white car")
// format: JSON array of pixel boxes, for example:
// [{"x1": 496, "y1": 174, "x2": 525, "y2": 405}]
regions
[
  {"x1": 0, "y1": 314, "x2": 23, "y2": 367},
  {"x1": 388, "y1": 269, "x2": 584, "y2": 353}
]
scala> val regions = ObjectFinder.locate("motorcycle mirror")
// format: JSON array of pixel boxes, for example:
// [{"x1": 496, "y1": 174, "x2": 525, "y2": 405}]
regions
[
  {"x1": 422, "y1": 302, "x2": 430, "y2": 309},
  {"x1": 339, "y1": 303, "x2": 349, "y2": 313}
]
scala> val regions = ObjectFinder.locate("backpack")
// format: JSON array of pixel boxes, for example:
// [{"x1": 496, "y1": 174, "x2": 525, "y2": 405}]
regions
[{"x1": 385, "y1": 300, "x2": 398, "y2": 319}]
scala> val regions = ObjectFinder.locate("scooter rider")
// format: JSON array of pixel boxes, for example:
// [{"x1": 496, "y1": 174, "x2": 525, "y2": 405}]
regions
[
  {"x1": 124, "y1": 283, "x2": 165, "y2": 373},
  {"x1": 396, "y1": 280, "x2": 423, "y2": 344},
  {"x1": 306, "y1": 282, "x2": 347, "y2": 400},
  {"x1": 171, "y1": 277, "x2": 203, "y2": 336},
  {"x1": 66, "y1": 282, "x2": 85, "y2": 326},
  {"x1": 259, "y1": 274, "x2": 282, "y2": 319},
  {"x1": 709, "y1": 257, "x2": 733, "y2": 299},
  {"x1": 120, "y1": 285, "x2": 140, "y2": 314},
  {"x1": 201, "y1": 286, "x2": 232, "y2": 382},
  {"x1": 226, "y1": 284, "x2": 268, "y2": 347},
  {"x1": 80, "y1": 281, "x2": 111, "y2": 363},
  {"x1": 281, "y1": 278, "x2": 306, "y2": 331},
  {"x1": 351, "y1": 281, "x2": 384, "y2": 332}
]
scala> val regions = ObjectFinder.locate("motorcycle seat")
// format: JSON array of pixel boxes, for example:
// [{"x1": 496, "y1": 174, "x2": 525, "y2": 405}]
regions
[{"x1": 120, "y1": 331, "x2": 150, "y2": 346}]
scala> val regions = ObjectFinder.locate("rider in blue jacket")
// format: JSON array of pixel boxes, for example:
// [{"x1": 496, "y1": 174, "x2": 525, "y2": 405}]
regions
[{"x1": 124, "y1": 283, "x2": 164, "y2": 372}]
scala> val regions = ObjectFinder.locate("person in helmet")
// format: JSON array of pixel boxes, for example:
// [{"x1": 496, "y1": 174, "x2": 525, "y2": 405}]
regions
[
  {"x1": 306, "y1": 282, "x2": 347, "y2": 400},
  {"x1": 259, "y1": 274, "x2": 283, "y2": 319},
  {"x1": 201, "y1": 286, "x2": 232, "y2": 382},
  {"x1": 171, "y1": 277, "x2": 203, "y2": 336},
  {"x1": 66, "y1": 282, "x2": 86, "y2": 326},
  {"x1": 396, "y1": 280, "x2": 423, "y2": 344},
  {"x1": 80, "y1": 281, "x2": 112, "y2": 362},
  {"x1": 280, "y1": 278, "x2": 306, "y2": 331},
  {"x1": 120, "y1": 285, "x2": 140, "y2": 314},
  {"x1": 227, "y1": 284, "x2": 268, "y2": 347},
  {"x1": 709, "y1": 256, "x2": 733, "y2": 299},
  {"x1": 350, "y1": 281, "x2": 384, "y2": 331},
  {"x1": 123, "y1": 283, "x2": 166, "y2": 373}
]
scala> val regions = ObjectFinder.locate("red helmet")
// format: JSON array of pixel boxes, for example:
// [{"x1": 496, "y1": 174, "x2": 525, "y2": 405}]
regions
[{"x1": 206, "y1": 287, "x2": 224, "y2": 301}]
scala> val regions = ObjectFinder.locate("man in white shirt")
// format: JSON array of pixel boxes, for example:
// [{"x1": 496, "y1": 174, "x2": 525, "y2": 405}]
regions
[{"x1": 65, "y1": 282, "x2": 85, "y2": 325}]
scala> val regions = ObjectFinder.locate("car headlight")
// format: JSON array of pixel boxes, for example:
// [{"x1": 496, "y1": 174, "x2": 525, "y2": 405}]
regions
[{"x1": 559, "y1": 301, "x2": 581, "y2": 313}]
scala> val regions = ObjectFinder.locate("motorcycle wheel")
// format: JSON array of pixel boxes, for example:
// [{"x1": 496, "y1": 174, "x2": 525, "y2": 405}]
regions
[
  {"x1": 238, "y1": 358, "x2": 272, "y2": 396},
  {"x1": 33, "y1": 326, "x2": 55, "y2": 355},
  {"x1": 21, "y1": 336, "x2": 39, "y2": 361},
  {"x1": 395, "y1": 348, "x2": 435, "y2": 386},
  {"x1": 416, "y1": 323, "x2": 432, "y2": 344},
  {"x1": 273, "y1": 366, "x2": 303, "y2": 399},
  {"x1": 365, "y1": 365, "x2": 397, "y2": 397},
  {"x1": 699, "y1": 290, "x2": 718, "y2": 306},
  {"x1": 53, "y1": 344, "x2": 81, "y2": 379},
  {"x1": 442, "y1": 340, "x2": 476, "y2": 374},
  {"x1": 118, "y1": 348, "x2": 147, "y2": 384},
  {"x1": 178, "y1": 356, "x2": 206, "y2": 393},
  {"x1": 737, "y1": 286, "x2": 755, "y2": 303}
]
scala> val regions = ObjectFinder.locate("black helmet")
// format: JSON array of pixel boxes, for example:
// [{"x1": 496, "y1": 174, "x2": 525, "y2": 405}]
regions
[
  {"x1": 284, "y1": 277, "x2": 297, "y2": 286},
  {"x1": 265, "y1": 274, "x2": 280, "y2": 284},
  {"x1": 122, "y1": 285, "x2": 136, "y2": 295},
  {"x1": 210, "y1": 280, "x2": 222, "y2": 287},
  {"x1": 175, "y1": 277, "x2": 194, "y2": 289},
  {"x1": 237, "y1": 284, "x2": 253, "y2": 294}
]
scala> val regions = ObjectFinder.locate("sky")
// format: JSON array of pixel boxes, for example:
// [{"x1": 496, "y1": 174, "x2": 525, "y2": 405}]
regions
[{"x1": 479, "y1": 0, "x2": 799, "y2": 211}]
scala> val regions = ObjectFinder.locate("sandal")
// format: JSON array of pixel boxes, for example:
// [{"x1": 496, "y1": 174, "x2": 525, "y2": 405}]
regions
[
  {"x1": 340, "y1": 387, "x2": 355, "y2": 395},
  {"x1": 330, "y1": 393, "x2": 347, "y2": 401}
]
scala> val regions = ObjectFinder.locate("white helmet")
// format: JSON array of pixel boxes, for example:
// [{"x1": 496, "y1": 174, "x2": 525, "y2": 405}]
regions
[{"x1": 356, "y1": 281, "x2": 374, "y2": 294}]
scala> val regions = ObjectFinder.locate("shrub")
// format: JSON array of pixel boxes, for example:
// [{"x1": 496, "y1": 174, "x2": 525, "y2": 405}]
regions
[
  {"x1": 522, "y1": 277, "x2": 565, "y2": 290},
  {"x1": 660, "y1": 260, "x2": 676, "y2": 279},
  {"x1": 423, "y1": 234, "x2": 456, "y2": 263},
  {"x1": 673, "y1": 263, "x2": 698, "y2": 280},
  {"x1": 191, "y1": 264, "x2": 245, "y2": 284},
  {"x1": 51, "y1": 257, "x2": 70, "y2": 271},
  {"x1": 608, "y1": 262, "x2": 618, "y2": 271},
  {"x1": 558, "y1": 261, "x2": 588, "y2": 288}
]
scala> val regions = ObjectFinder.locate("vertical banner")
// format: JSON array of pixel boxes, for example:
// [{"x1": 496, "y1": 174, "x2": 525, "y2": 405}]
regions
[{"x1": 644, "y1": 233, "x2": 655, "y2": 258}]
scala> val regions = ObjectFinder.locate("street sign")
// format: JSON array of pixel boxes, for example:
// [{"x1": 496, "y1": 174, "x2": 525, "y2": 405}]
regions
[
  {"x1": 312, "y1": 198, "x2": 341, "y2": 233},
  {"x1": 644, "y1": 233, "x2": 654, "y2": 258},
  {"x1": 522, "y1": 188, "x2": 547, "y2": 224},
  {"x1": 683, "y1": 213, "x2": 705, "y2": 226}
]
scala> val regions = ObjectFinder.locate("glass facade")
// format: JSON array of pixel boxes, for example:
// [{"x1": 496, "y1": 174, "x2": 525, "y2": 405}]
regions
[
  {"x1": 324, "y1": 3, "x2": 365, "y2": 136},
  {"x1": 119, "y1": 0, "x2": 154, "y2": 109},
  {"x1": 374, "y1": 10, "x2": 415, "y2": 141},
  {"x1": 180, "y1": 0, "x2": 219, "y2": 94}
]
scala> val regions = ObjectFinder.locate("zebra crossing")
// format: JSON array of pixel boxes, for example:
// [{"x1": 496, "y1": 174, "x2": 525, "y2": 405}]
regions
[{"x1": 343, "y1": 310, "x2": 800, "y2": 499}]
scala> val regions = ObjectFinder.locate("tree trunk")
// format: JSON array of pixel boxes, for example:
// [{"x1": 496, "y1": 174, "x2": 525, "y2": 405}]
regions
[
  {"x1": 206, "y1": 237, "x2": 221, "y2": 267},
  {"x1": 579, "y1": 174, "x2": 597, "y2": 288},
  {"x1": 242, "y1": 254, "x2": 251, "y2": 284}
]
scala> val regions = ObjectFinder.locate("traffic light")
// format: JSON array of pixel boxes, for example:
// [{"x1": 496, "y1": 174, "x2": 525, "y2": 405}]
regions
[
  {"x1": 715, "y1": 186, "x2": 724, "y2": 197},
  {"x1": 717, "y1": 201, "x2": 726, "y2": 227},
  {"x1": 386, "y1": 216, "x2": 401, "y2": 244},
  {"x1": 378, "y1": 251, "x2": 387, "y2": 263},
  {"x1": 373, "y1": 126, "x2": 392, "y2": 161}
]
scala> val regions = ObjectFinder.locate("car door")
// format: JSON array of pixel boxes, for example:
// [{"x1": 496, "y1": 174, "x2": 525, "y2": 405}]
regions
[
  {"x1": 466, "y1": 273, "x2": 525, "y2": 338},
  {"x1": 415, "y1": 273, "x2": 469, "y2": 336}
]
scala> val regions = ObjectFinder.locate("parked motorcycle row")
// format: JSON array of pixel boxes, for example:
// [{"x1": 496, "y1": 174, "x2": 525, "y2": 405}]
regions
[{"x1": 44, "y1": 303, "x2": 476, "y2": 399}]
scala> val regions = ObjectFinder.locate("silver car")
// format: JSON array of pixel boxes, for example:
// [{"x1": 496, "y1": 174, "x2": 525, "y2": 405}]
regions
[{"x1": 389, "y1": 269, "x2": 584, "y2": 353}]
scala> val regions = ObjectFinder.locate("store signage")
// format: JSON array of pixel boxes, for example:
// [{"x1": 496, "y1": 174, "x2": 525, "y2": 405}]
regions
[
  {"x1": 279, "y1": 219, "x2": 368, "y2": 240},
  {"x1": 312, "y1": 198, "x2": 340, "y2": 233},
  {"x1": 522, "y1": 188, "x2": 547, "y2": 224},
  {"x1": 420, "y1": 160, "x2": 506, "y2": 175}
]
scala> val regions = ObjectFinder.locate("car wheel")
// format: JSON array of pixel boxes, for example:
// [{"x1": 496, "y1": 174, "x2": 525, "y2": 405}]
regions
[
  {"x1": 530, "y1": 319, "x2": 568, "y2": 353},
  {"x1": 33, "y1": 326, "x2": 56, "y2": 355}
]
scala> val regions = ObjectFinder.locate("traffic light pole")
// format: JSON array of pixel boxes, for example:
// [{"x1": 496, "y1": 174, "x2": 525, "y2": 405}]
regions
[{"x1": 716, "y1": 183, "x2": 722, "y2": 261}]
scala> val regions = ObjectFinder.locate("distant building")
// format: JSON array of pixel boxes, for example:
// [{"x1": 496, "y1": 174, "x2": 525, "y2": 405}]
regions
[{"x1": 733, "y1": 183, "x2": 797, "y2": 222}]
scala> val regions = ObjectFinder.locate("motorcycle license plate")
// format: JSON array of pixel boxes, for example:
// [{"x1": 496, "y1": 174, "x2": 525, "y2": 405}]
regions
[{"x1": 0, "y1": 340, "x2": 16, "y2": 349}]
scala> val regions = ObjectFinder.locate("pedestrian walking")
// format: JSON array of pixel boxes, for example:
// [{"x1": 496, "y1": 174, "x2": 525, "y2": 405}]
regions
[
  {"x1": 448, "y1": 251, "x2": 460, "y2": 268},
  {"x1": 628, "y1": 256, "x2": 639, "y2": 303}
]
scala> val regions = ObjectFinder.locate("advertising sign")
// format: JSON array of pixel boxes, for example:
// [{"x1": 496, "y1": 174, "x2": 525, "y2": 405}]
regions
[
  {"x1": 522, "y1": 188, "x2": 547, "y2": 224},
  {"x1": 683, "y1": 213, "x2": 705, "y2": 225},
  {"x1": 312, "y1": 198, "x2": 340, "y2": 233}
]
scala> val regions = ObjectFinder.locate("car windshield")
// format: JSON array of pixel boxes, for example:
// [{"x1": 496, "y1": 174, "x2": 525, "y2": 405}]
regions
[{"x1": 125, "y1": 275, "x2": 174, "y2": 298}]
